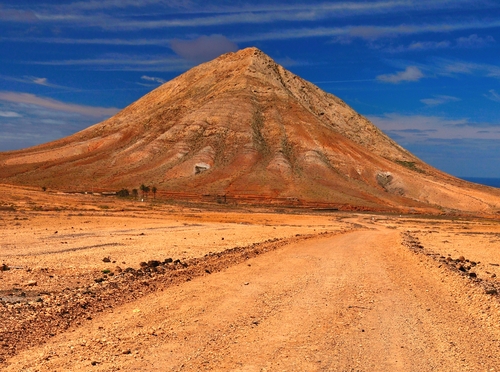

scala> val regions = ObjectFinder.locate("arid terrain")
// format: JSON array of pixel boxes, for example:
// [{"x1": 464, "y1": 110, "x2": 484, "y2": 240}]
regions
[{"x1": 2, "y1": 185, "x2": 500, "y2": 371}]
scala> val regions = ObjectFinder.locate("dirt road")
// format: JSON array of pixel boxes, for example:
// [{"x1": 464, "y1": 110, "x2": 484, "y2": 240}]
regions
[{"x1": 5, "y1": 223, "x2": 500, "y2": 371}]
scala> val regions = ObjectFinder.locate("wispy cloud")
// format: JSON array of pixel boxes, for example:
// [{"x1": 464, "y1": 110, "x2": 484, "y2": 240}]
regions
[
  {"x1": 0, "y1": 1, "x2": 449, "y2": 26},
  {"x1": 369, "y1": 113, "x2": 500, "y2": 142},
  {"x1": 484, "y1": 89, "x2": 500, "y2": 102},
  {"x1": 0, "y1": 110, "x2": 22, "y2": 118},
  {"x1": 26, "y1": 54, "x2": 192, "y2": 72},
  {"x1": 0, "y1": 92, "x2": 119, "y2": 117},
  {"x1": 432, "y1": 59, "x2": 500, "y2": 78},
  {"x1": 141, "y1": 75, "x2": 165, "y2": 84},
  {"x1": 0, "y1": 5, "x2": 38, "y2": 22},
  {"x1": 377, "y1": 66, "x2": 424, "y2": 83},
  {"x1": 6, "y1": 1, "x2": 496, "y2": 35},
  {"x1": 456, "y1": 34, "x2": 495, "y2": 48},
  {"x1": 170, "y1": 35, "x2": 238, "y2": 62},
  {"x1": 386, "y1": 33, "x2": 495, "y2": 53},
  {"x1": 0, "y1": 74, "x2": 75, "y2": 90},
  {"x1": 0, "y1": 36, "x2": 172, "y2": 46},
  {"x1": 420, "y1": 95, "x2": 461, "y2": 106},
  {"x1": 235, "y1": 18, "x2": 500, "y2": 43},
  {"x1": 385, "y1": 40, "x2": 451, "y2": 53},
  {"x1": 0, "y1": 92, "x2": 121, "y2": 151}
]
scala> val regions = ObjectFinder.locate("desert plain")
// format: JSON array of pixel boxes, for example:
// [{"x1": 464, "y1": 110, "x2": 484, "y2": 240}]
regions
[{"x1": 0, "y1": 184, "x2": 499, "y2": 371}]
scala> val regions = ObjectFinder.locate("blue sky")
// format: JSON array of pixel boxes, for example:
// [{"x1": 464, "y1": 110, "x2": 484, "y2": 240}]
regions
[{"x1": 1, "y1": 0, "x2": 499, "y2": 178}]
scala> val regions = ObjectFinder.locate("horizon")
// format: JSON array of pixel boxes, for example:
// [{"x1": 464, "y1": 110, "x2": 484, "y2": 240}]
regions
[{"x1": 1, "y1": 1, "x2": 499, "y2": 178}]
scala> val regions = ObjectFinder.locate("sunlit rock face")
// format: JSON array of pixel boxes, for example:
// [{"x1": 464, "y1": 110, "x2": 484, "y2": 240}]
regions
[{"x1": 1, "y1": 47, "x2": 500, "y2": 214}]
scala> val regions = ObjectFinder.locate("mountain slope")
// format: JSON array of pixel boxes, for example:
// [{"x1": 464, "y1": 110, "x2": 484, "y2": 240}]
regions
[{"x1": 1, "y1": 47, "x2": 499, "y2": 214}]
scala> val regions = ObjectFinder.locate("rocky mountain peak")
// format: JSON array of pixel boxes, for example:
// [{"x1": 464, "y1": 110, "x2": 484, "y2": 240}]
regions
[{"x1": 1, "y1": 47, "x2": 499, "y2": 214}]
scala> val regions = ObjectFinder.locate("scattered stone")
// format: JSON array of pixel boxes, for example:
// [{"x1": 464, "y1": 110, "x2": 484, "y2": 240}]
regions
[
  {"x1": 458, "y1": 256, "x2": 465, "y2": 262},
  {"x1": 468, "y1": 272, "x2": 477, "y2": 278},
  {"x1": 94, "y1": 278, "x2": 104, "y2": 283},
  {"x1": 139, "y1": 262, "x2": 148, "y2": 268},
  {"x1": 485, "y1": 288, "x2": 498, "y2": 295},
  {"x1": 164, "y1": 258, "x2": 173, "y2": 264},
  {"x1": 122, "y1": 349, "x2": 131, "y2": 355},
  {"x1": 102, "y1": 257, "x2": 111, "y2": 263},
  {"x1": 147, "y1": 260, "x2": 161, "y2": 268},
  {"x1": 115, "y1": 266, "x2": 122, "y2": 273},
  {"x1": 0, "y1": 264, "x2": 9, "y2": 271}
]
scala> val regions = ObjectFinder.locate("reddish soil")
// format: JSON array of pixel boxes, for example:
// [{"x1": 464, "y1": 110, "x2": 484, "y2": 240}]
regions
[{"x1": 2, "y1": 186, "x2": 500, "y2": 371}]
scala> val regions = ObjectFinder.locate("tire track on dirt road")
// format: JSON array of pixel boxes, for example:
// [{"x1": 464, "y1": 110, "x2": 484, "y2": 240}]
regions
[{"x1": 5, "y1": 227, "x2": 500, "y2": 371}]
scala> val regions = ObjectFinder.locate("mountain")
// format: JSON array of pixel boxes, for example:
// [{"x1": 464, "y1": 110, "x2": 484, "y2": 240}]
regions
[{"x1": 1, "y1": 47, "x2": 499, "y2": 214}]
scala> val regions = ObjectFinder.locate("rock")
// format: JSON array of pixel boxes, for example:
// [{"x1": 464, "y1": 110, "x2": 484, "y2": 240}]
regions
[
  {"x1": 0, "y1": 264, "x2": 9, "y2": 271},
  {"x1": 485, "y1": 288, "x2": 498, "y2": 295},
  {"x1": 458, "y1": 265, "x2": 467, "y2": 272},
  {"x1": 468, "y1": 272, "x2": 477, "y2": 278},
  {"x1": 164, "y1": 258, "x2": 173, "y2": 264},
  {"x1": 115, "y1": 266, "x2": 122, "y2": 273},
  {"x1": 24, "y1": 280, "x2": 37, "y2": 286},
  {"x1": 458, "y1": 256, "x2": 465, "y2": 262},
  {"x1": 147, "y1": 260, "x2": 161, "y2": 268},
  {"x1": 102, "y1": 257, "x2": 111, "y2": 263},
  {"x1": 139, "y1": 262, "x2": 148, "y2": 267},
  {"x1": 122, "y1": 349, "x2": 131, "y2": 354}
]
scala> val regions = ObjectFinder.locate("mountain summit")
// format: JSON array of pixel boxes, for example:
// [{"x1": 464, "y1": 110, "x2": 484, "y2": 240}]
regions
[{"x1": 1, "y1": 47, "x2": 499, "y2": 214}]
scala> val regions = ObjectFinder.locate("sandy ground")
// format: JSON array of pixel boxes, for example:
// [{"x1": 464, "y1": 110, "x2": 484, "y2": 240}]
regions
[{"x1": 2, "y1": 186, "x2": 500, "y2": 371}]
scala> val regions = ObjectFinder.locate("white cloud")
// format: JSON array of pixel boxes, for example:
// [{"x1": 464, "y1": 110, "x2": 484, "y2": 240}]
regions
[
  {"x1": 386, "y1": 40, "x2": 451, "y2": 53},
  {"x1": 0, "y1": 110, "x2": 22, "y2": 117},
  {"x1": 27, "y1": 54, "x2": 192, "y2": 72},
  {"x1": 420, "y1": 95, "x2": 461, "y2": 106},
  {"x1": 369, "y1": 113, "x2": 500, "y2": 141},
  {"x1": 141, "y1": 75, "x2": 166, "y2": 84},
  {"x1": 170, "y1": 35, "x2": 238, "y2": 62},
  {"x1": 456, "y1": 34, "x2": 495, "y2": 48},
  {"x1": 234, "y1": 18, "x2": 500, "y2": 43},
  {"x1": 32, "y1": 77, "x2": 49, "y2": 85},
  {"x1": 0, "y1": 6, "x2": 38, "y2": 21},
  {"x1": 377, "y1": 66, "x2": 424, "y2": 83},
  {"x1": 0, "y1": 92, "x2": 119, "y2": 117},
  {"x1": 432, "y1": 59, "x2": 500, "y2": 78},
  {"x1": 484, "y1": 89, "x2": 500, "y2": 102}
]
